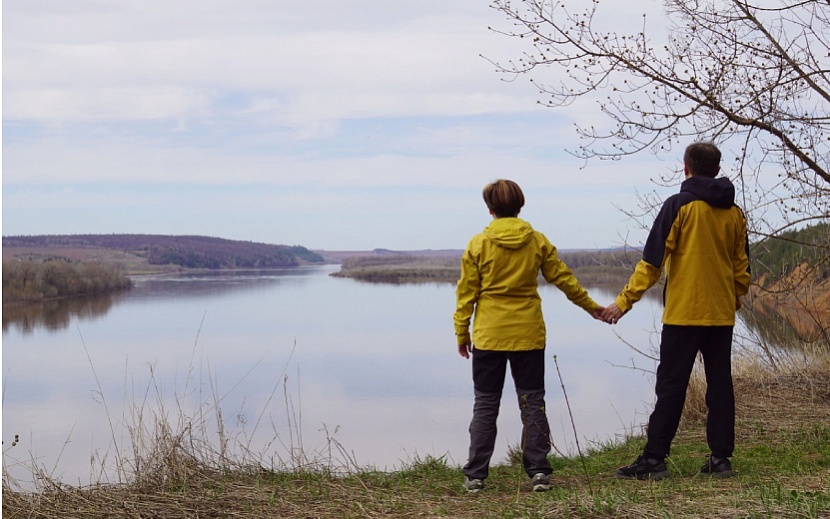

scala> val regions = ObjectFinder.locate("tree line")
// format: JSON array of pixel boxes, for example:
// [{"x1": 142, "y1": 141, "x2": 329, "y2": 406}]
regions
[
  {"x1": 331, "y1": 248, "x2": 639, "y2": 285},
  {"x1": 2, "y1": 234, "x2": 325, "y2": 269},
  {"x1": 3, "y1": 260, "x2": 133, "y2": 304}
]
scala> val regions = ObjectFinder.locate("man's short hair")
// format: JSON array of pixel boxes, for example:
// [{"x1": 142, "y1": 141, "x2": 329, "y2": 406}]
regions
[
  {"x1": 684, "y1": 142, "x2": 721, "y2": 178},
  {"x1": 483, "y1": 179, "x2": 525, "y2": 217}
]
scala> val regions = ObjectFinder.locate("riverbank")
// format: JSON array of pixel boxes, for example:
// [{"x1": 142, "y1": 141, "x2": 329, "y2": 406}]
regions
[
  {"x1": 329, "y1": 252, "x2": 634, "y2": 287},
  {"x1": 4, "y1": 355, "x2": 828, "y2": 518}
]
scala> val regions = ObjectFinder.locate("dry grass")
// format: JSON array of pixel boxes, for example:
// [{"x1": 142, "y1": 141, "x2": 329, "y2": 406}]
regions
[
  {"x1": 683, "y1": 332, "x2": 830, "y2": 426},
  {"x1": 683, "y1": 362, "x2": 830, "y2": 444}
]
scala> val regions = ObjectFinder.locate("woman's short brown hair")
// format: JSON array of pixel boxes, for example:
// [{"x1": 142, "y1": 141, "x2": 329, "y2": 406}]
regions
[{"x1": 483, "y1": 179, "x2": 525, "y2": 217}]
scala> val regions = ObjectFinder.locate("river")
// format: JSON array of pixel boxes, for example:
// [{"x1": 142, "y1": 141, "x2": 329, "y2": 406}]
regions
[{"x1": 3, "y1": 264, "x2": 668, "y2": 488}]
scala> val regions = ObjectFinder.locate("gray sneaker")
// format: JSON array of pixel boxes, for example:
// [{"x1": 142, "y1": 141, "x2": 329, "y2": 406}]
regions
[
  {"x1": 463, "y1": 477, "x2": 484, "y2": 493},
  {"x1": 531, "y1": 472, "x2": 551, "y2": 492}
]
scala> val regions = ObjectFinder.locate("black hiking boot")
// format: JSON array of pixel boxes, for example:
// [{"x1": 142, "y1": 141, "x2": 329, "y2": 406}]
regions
[
  {"x1": 700, "y1": 455, "x2": 735, "y2": 478},
  {"x1": 615, "y1": 455, "x2": 670, "y2": 480}
]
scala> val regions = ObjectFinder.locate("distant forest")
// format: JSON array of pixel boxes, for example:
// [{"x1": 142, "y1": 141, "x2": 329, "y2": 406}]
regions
[
  {"x1": 329, "y1": 222, "x2": 830, "y2": 288},
  {"x1": 331, "y1": 248, "x2": 641, "y2": 285},
  {"x1": 2, "y1": 234, "x2": 325, "y2": 269}
]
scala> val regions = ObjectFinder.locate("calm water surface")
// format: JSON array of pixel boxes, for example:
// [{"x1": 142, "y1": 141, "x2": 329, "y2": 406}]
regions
[{"x1": 3, "y1": 265, "x2": 666, "y2": 487}]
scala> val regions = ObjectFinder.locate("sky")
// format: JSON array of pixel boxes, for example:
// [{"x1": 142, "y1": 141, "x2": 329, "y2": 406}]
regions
[{"x1": 2, "y1": 0, "x2": 674, "y2": 251}]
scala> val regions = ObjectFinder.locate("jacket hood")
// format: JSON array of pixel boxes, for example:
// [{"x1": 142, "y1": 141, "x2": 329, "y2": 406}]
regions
[
  {"x1": 483, "y1": 217, "x2": 534, "y2": 250},
  {"x1": 681, "y1": 176, "x2": 736, "y2": 209}
]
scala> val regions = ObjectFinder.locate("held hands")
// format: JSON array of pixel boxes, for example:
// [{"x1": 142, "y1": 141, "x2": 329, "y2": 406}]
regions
[{"x1": 599, "y1": 302, "x2": 624, "y2": 325}]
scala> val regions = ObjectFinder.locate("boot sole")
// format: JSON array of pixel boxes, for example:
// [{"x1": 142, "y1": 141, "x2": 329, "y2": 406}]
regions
[
  {"x1": 702, "y1": 470, "x2": 735, "y2": 478},
  {"x1": 616, "y1": 470, "x2": 670, "y2": 481}
]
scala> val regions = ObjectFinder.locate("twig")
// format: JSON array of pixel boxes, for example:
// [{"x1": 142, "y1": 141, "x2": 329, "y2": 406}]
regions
[
  {"x1": 77, "y1": 322, "x2": 123, "y2": 482},
  {"x1": 613, "y1": 330, "x2": 659, "y2": 361},
  {"x1": 553, "y1": 354, "x2": 594, "y2": 495},
  {"x1": 605, "y1": 359, "x2": 655, "y2": 375},
  {"x1": 249, "y1": 339, "x2": 297, "y2": 450},
  {"x1": 182, "y1": 311, "x2": 207, "y2": 412},
  {"x1": 2, "y1": 367, "x2": 9, "y2": 407}
]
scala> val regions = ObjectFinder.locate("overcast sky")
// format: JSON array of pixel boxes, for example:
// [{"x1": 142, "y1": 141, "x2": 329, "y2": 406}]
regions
[{"x1": 2, "y1": 0, "x2": 673, "y2": 251}]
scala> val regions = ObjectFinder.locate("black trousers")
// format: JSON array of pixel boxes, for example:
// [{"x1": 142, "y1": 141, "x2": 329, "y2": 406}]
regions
[
  {"x1": 463, "y1": 348, "x2": 552, "y2": 480},
  {"x1": 644, "y1": 325, "x2": 735, "y2": 460}
]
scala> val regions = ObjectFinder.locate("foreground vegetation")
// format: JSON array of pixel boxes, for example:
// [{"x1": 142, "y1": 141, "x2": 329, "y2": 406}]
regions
[
  {"x1": 3, "y1": 344, "x2": 828, "y2": 518},
  {"x1": 2, "y1": 259, "x2": 132, "y2": 304}
]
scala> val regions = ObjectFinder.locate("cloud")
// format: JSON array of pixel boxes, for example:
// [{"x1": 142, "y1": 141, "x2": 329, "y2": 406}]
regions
[
  {"x1": 2, "y1": 0, "x2": 670, "y2": 249},
  {"x1": 3, "y1": 1, "x2": 527, "y2": 125}
]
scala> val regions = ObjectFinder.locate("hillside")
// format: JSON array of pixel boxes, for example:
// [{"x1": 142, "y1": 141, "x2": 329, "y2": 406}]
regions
[
  {"x1": 2, "y1": 234, "x2": 324, "y2": 274},
  {"x1": 748, "y1": 222, "x2": 830, "y2": 339},
  {"x1": 750, "y1": 221, "x2": 830, "y2": 283}
]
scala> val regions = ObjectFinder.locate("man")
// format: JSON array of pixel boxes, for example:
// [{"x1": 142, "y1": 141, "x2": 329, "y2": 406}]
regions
[{"x1": 603, "y1": 142, "x2": 751, "y2": 480}]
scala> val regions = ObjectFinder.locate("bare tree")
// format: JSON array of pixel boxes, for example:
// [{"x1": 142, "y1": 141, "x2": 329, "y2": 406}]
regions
[
  {"x1": 487, "y1": 0, "x2": 830, "y2": 346},
  {"x1": 487, "y1": 0, "x2": 829, "y2": 237}
]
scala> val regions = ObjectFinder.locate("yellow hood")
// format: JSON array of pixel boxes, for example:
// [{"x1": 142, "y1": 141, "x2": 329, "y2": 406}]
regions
[{"x1": 482, "y1": 217, "x2": 534, "y2": 250}]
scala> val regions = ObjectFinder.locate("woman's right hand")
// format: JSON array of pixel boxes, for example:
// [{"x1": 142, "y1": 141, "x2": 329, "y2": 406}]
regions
[{"x1": 458, "y1": 341, "x2": 472, "y2": 359}]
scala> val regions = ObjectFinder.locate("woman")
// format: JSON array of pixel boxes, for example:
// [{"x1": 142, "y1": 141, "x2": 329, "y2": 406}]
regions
[{"x1": 454, "y1": 179, "x2": 604, "y2": 493}]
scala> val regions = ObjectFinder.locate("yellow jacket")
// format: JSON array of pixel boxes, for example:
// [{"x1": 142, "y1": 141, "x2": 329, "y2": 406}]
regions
[
  {"x1": 615, "y1": 176, "x2": 751, "y2": 325},
  {"x1": 454, "y1": 217, "x2": 599, "y2": 350}
]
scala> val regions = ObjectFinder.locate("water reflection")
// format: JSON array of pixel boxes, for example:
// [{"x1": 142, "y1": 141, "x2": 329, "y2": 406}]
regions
[
  {"x1": 737, "y1": 305, "x2": 830, "y2": 363},
  {"x1": 129, "y1": 267, "x2": 322, "y2": 300},
  {"x1": 2, "y1": 291, "x2": 127, "y2": 334},
  {"x1": 741, "y1": 305, "x2": 829, "y2": 348},
  {"x1": 1, "y1": 267, "x2": 328, "y2": 336}
]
